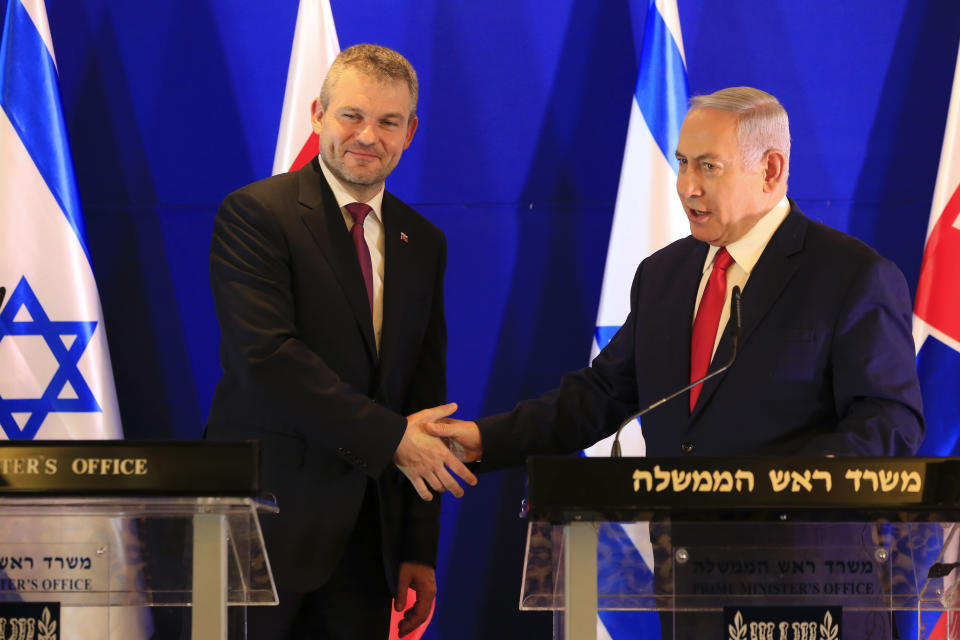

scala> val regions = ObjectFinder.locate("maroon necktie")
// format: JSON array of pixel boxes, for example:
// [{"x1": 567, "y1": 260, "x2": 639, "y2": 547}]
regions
[
  {"x1": 689, "y1": 247, "x2": 734, "y2": 412},
  {"x1": 345, "y1": 202, "x2": 374, "y2": 313}
]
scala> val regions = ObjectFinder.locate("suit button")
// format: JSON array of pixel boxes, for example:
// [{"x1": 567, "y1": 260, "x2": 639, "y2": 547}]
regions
[{"x1": 681, "y1": 442, "x2": 694, "y2": 454}]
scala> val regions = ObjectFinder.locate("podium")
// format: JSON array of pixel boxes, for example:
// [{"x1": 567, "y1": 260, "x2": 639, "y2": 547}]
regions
[
  {"x1": 520, "y1": 456, "x2": 960, "y2": 639},
  {"x1": 0, "y1": 441, "x2": 277, "y2": 640}
]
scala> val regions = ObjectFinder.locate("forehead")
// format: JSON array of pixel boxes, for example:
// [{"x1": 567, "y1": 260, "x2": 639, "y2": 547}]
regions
[
  {"x1": 327, "y1": 68, "x2": 413, "y2": 115},
  {"x1": 676, "y1": 108, "x2": 740, "y2": 158}
]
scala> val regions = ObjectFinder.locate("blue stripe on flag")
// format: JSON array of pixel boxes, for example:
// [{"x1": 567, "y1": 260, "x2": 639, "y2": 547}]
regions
[
  {"x1": 634, "y1": 0, "x2": 688, "y2": 173},
  {"x1": 0, "y1": 0, "x2": 90, "y2": 263},
  {"x1": 595, "y1": 325, "x2": 621, "y2": 351},
  {"x1": 597, "y1": 522, "x2": 660, "y2": 637},
  {"x1": 916, "y1": 337, "x2": 960, "y2": 456}
]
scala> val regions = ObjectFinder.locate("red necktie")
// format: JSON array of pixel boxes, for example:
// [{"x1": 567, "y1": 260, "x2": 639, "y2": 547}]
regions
[
  {"x1": 689, "y1": 247, "x2": 734, "y2": 412},
  {"x1": 345, "y1": 202, "x2": 374, "y2": 313}
]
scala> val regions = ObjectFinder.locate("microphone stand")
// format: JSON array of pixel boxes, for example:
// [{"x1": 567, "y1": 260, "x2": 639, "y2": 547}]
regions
[{"x1": 610, "y1": 286, "x2": 742, "y2": 457}]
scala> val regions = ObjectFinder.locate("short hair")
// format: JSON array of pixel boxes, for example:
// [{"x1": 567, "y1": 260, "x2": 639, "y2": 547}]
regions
[
  {"x1": 689, "y1": 87, "x2": 790, "y2": 169},
  {"x1": 320, "y1": 44, "x2": 419, "y2": 118}
]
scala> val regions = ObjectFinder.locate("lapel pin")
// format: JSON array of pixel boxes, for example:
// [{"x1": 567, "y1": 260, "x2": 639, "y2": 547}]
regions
[{"x1": 400, "y1": 232, "x2": 409, "y2": 243}]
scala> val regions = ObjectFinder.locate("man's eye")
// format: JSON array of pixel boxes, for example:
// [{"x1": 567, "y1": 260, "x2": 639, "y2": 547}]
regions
[{"x1": 703, "y1": 162, "x2": 716, "y2": 170}]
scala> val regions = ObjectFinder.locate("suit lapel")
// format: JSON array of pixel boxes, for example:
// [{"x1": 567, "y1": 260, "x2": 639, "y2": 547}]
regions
[
  {"x1": 690, "y1": 203, "x2": 806, "y2": 418},
  {"x1": 661, "y1": 241, "x2": 709, "y2": 401},
  {"x1": 378, "y1": 197, "x2": 413, "y2": 381},
  {"x1": 297, "y1": 159, "x2": 378, "y2": 360}
]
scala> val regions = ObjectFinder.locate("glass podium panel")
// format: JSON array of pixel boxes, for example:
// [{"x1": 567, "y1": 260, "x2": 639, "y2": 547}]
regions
[
  {"x1": 0, "y1": 496, "x2": 278, "y2": 640},
  {"x1": 521, "y1": 456, "x2": 960, "y2": 640},
  {"x1": 521, "y1": 520, "x2": 960, "y2": 639}
]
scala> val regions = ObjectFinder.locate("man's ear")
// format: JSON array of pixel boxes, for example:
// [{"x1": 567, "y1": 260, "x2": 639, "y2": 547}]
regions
[
  {"x1": 311, "y1": 98, "x2": 324, "y2": 134},
  {"x1": 403, "y1": 115, "x2": 419, "y2": 150},
  {"x1": 762, "y1": 149, "x2": 787, "y2": 192}
]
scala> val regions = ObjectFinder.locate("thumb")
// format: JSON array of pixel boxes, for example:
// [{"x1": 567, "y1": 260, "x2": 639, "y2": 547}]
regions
[
  {"x1": 422, "y1": 402, "x2": 458, "y2": 422},
  {"x1": 395, "y1": 579, "x2": 409, "y2": 612},
  {"x1": 424, "y1": 422, "x2": 454, "y2": 438}
]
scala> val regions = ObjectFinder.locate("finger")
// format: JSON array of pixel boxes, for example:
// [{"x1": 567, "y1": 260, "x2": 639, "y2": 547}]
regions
[
  {"x1": 406, "y1": 589, "x2": 433, "y2": 630},
  {"x1": 445, "y1": 453, "x2": 478, "y2": 486},
  {"x1": 420, "y1": 402, "x2": 458, "y2": 422},
  {"x1": 424, "y1": 471, "x2": 446, "y2": 494},
  {"x1": 395, "y1": 583, "x2": 409, "y2": 612},
  {"x1": 411, "y1": 476, "x2": 433, "y2": 501},
  {"x1": 435, "y1": 468, "x2": 464, "y2": 498},
  {"x1": 424, "y1": 422, "x2": 454, "y2": 438}
]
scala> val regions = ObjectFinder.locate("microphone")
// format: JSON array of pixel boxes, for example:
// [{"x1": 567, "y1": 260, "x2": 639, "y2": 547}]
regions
[
  {"x1": 610, "y1": 285, "x2": 742, "y2": 457},
  {"x1": 0, "y1": 286, "x2": 5, "y2": 309}
]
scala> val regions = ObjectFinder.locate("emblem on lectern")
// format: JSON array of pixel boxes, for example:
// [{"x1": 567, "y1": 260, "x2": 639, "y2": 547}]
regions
[
  {"x1": 0, "y1": 603, "x2": 59, "y2": 640},
  {"x1": 725, "y1": 606, "x2": 839, "y2": 640}
]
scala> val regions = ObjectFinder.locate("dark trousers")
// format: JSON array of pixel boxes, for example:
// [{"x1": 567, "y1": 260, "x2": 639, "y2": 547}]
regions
[{"x1": 247, "y1": 481, "x2": 393, "y2": 640}]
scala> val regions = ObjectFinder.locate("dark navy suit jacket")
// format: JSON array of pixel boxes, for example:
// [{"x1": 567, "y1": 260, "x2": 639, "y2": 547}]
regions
[
  {"x1": 206, "y1": 158, "x2": 446, "y2": 593},
  {"x1": 477, "y1": 200, "x2": 924, "y2": 463}
]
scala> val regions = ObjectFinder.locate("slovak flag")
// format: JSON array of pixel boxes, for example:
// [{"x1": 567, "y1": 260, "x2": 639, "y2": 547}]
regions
[
  {"x1": 273, "y1": 0, "x2": 339, "y2": 175},
  {"x1": 582, "y1": 0, "x2": 689, "y2": 638},
  {"x1": 913, "y1": 41, "x2": 960, "y2": 640}
]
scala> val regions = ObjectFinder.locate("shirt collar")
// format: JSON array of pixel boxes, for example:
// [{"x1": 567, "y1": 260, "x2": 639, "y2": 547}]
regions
[
  {"x1": 318, "y1": 156, "x2": 385, "y2": 222},
  {"x1": 702, "y1": 196, "x2": 790, "y2": 274}
]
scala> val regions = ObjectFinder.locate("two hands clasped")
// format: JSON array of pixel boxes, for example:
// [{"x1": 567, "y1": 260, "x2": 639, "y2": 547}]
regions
[{"x1": 393, "y1": 403, "x2": 483, "y2": 501}]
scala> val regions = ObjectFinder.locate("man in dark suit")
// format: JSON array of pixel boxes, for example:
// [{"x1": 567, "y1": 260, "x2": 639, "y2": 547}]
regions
[
  {"x1": 430, "y1": 85, "x2": 924, "y2": 469},
  {"x1": 426, "y1": 84, "x2": 923, "y2": 640},
  {"x1": 206, "y1": 44, "x2": 476, "y2": 639}
]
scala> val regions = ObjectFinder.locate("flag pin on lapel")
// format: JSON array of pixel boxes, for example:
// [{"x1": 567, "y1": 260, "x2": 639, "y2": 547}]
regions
[{"x1": 400, "y1": 232, "x2": 409, "y2": 243}]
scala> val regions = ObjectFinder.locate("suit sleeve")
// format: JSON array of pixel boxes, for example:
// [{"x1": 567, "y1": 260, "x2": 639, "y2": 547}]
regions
[
  {"x1": 210, "y1": 189, "x2": 406, "y2": 477},
  {"x1": 474, "y1": 266, "x2": 645, "y2": 470},
  {"x1": 400, "y1": 233, "x2": 447, "y2": 566},
  {"x1": 795, "y1": 257, "x2": 924, "y2": 456}
]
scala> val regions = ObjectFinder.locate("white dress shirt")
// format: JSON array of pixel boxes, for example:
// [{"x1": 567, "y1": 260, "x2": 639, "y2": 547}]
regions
[
  {"x1": 318, "y1": 159, "x2": 386, "y2": 352},
  {"x1": 693, "y1": 196, "x2": 791, "y2": 359}
]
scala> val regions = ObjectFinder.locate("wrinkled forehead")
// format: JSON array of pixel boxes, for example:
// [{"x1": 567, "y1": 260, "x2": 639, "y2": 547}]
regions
[
  {"x1": 327, "y1": 68, "x2": 415, "y2": 114},
  {"x1": 676, "y1": 108, "x2": 741, "y2": 157}
]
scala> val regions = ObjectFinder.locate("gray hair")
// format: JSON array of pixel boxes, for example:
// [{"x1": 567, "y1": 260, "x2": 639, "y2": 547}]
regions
[
  {"x1": 690, "y1": 87, "x2": 790, "y2": 169},
  {"x1": 321, "y1": 44, "x2": 419, "y2": 118}
]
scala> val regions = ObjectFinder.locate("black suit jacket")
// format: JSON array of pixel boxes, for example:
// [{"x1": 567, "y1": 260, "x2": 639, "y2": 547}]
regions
[
  {"x1": 477, "y1": 201, "x2": 924, "y2": 463},
  {"x1": 206, "y1": 158, "x2": 446, "y2": 593}
]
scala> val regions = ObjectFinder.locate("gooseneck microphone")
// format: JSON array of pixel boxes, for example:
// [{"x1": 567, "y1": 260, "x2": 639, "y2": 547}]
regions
[{"x1": 610, "y1": 286, "x2": 742, "y2": 457}]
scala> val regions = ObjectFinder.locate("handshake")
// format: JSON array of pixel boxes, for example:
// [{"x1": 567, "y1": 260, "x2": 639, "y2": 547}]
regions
[{"x1": 392, "y1": 403, "x2": 483, "y2": 501}]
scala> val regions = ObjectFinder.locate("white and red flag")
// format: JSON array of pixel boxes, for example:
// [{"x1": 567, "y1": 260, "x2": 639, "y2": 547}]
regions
[
  {"x1": 272, "y1": 0, "x2": 339, "y2": 175},
  {"x1": 913, "y1": 40, "x2": 960, "y2": 640}
]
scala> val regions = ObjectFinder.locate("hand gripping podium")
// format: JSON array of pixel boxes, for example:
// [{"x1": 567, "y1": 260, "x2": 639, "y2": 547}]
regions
[
  {"x1": 0, "y1": 441, "x2": 277, "y2": 640},
  {"x1": 520, "y1": 456, "x2": 960, "y2": 640}
]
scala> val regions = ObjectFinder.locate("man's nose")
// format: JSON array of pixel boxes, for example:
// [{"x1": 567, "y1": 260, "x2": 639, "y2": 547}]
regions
[
  {"x1": 677, "y1": 170, "x2": 702, "y2": 198},
  {"x1": 356, "y1": 122, "x2": 376, "y2": 145}
]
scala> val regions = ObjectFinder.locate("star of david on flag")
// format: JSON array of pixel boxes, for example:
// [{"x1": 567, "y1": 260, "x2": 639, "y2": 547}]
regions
[{"x1": 0, "y1": 277, "x2": 101, "y2": 440}]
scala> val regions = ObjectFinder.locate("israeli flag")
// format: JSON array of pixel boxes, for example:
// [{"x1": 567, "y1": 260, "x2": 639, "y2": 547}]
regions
[
  {"x1": 0, "y1": 0, "x2": 121, "y2": 441},
  {"x1": 585, "y1": 0, "x2": 689, "y2": 461},
  {"x1": 912, "y1": 41, "x2": 960, "y2": 640},
  {"x1": 582, "y1": 1, "x2": 688, "y2": 637}
]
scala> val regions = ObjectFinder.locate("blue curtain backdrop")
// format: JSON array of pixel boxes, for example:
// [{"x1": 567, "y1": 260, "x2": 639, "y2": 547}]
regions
[{"x1": 10, "y1": 0, "x2": 959, "y2": 637}]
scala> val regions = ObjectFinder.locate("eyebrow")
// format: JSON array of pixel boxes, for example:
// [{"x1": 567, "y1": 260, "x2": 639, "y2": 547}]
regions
[
  {"x1": 676, "y1": 151, "x2": 722, "y2": 163},
  {"x1": 338, "y1": 106, "x2": 406, "y2": 121}
]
